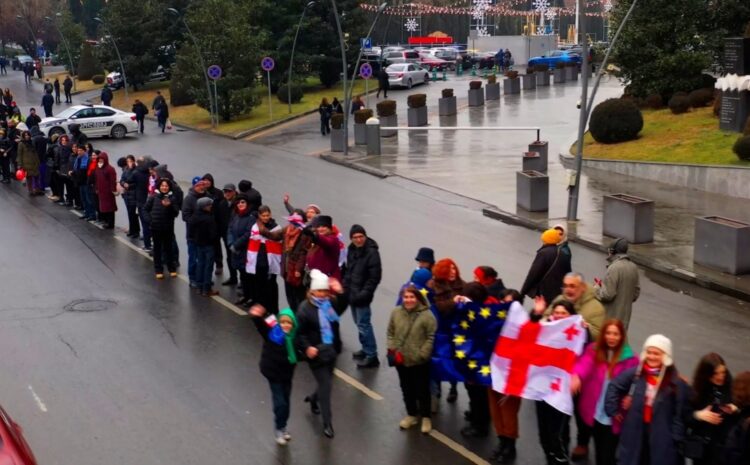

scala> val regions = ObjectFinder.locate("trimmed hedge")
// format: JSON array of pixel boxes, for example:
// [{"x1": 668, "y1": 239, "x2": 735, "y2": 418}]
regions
[
  {"x1": 668, "y1": 94, "x2": 691, "y2": 114},
  {"x1": 407, "y1": 94, "x2": 426, "y2": 108},
  {"x1": 687, "y1": 88, "x2": 713, "y2": 108},
  {"x1": 442, "y1": 88, "x2": 454, "y2": 98},
  {"x1": 354, "y1": 108, "x2": 373, "y2": 124},
  {"x1": 376, "y1": 99, "x2": 396, "y2": 117},
  {"x1": 169, "y1": 68, "x2": 195, "y2": 107},
  {"x1": 590, "y1": 98, "x2": 644, "y2": 144},
  {"x1": 744, "y1": 116, "x2": 750, "y2": 136},
  {"x1": 91, "y1": 75, "x2": 105, "y2": 84},
  {"x1": 469, "y1": 80, "x2": 483, "y2": 90},
  {"x1": 276, "y1": 84, "x2": 303, "y2": 104},
  {"x1": 505, "y1": 70, "x2": 519, "y2": 80},
  {"x1": 713, "y1": 91, "x2": 722, "y2": 117},
  {"x1": 644, "y1": 94, "x2": 664, "y2": 109},
  {"x1": 733, "y1": 135, "x2": 750, "y2": 161},
  {"x1": 331, "y1": 113, "x2": 344, "y2": 129},
  {"x1": 487, "y1": 74, "x2": 497, "y2": 84}
]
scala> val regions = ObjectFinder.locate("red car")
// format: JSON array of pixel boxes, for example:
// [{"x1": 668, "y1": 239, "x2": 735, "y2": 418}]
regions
[
  {"x1": 418, "y1": 53, "x2": 452, "y2": 71},
  {"x1": 0, "y1": 404, "x2": 37, "y2": 464}
]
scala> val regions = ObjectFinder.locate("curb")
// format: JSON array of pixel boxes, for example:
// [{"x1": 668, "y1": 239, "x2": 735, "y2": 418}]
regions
[
  {"x1": 319, "y1": 153, "x2": 390, "y2": 179},
  {"x1": 482, "y1": 207, "x2": 750, "y2": 303}
]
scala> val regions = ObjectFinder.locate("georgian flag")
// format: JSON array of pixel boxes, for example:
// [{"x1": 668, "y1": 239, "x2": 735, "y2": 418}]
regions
[{"x1": 490, "y1": 302, "x2": 587, "y2": 415}]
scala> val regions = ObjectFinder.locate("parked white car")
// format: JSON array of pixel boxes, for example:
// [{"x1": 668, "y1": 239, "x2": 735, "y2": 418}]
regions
[
  {"x1": 39, "y1": 104, "x2": 139, "y2": 140},
  {"x1": 386, "y1": 63, "x2": 430, "y2": 89}
]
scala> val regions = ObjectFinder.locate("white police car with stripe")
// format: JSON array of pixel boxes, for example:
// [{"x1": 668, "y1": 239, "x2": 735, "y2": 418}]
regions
[{"x1": 39, "y1": 104, "x2": 139, "y2": 140}]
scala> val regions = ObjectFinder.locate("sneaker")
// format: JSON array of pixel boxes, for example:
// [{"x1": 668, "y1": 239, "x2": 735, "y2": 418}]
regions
[
  {"x1": 421, "y1": 417, "x2": 432, "y2": 434},
  {"x1": 155, "y1": 273, "x2": 164, "y2": 280},
  {"x1": 282, "y1": 430, "x2": 291, "y2": 441},
  {"x1": 356, "y1": 357, "x2": 380, "y2": 369},
  {"x1": 169, "y1": 272, "x2": 178, "y2": 278},
  {"x1": 202, "y1": 290, "x2": 220, "y2": 297},
  {"x1": 352, "y1": 350, "x2": 366, "y2": 360},
  {"x1": 274, "y1": 430, "x2": 287, "y2": 446},
  {"x1": 399, "y1": 415, "x2": 419, "y2": 430}
]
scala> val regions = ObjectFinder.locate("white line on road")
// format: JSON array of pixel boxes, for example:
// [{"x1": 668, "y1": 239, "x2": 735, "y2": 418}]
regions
[
  {"x1": 429, "y1": 430, "x2": 491, "y2": 465},
  {"x1": 333, "y1": 368, "x2": 384, "y2": 401},
  {"x1": 28, "y1": 385, "x2": 48, "y2": 413}
]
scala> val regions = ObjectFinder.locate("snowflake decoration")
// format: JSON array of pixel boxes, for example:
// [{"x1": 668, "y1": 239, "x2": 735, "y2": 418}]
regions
[
  {"x1": 603, "y1": 0, "x2": 613, "y2": 12},
  {"x1": 405, "y1": 17, "x2": 419, "y2": 32},
  {"x1": 472, "y1": 0, "x2": 491, "y2": 20},
  {"x1": 545, "y1": 8, "x2": 557, "y2": 20},
  {"x1": 477, "y1": 27, "x2": 490, "y2": 37},
  {"x1": 533, "y1": 0, "x2": 550, "y2": 12}
]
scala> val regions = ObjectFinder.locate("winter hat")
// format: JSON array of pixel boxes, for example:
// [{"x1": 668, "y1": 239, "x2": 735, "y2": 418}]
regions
[
  {"x1": 191, "y1": 176, "x2": 202, "y2": 186},
  {"x1": 196, "y1": 197, "x2": 213, "y2": 210},
  {"x1": 313, "y1": 215, "x2": 333, "y2": 229},
  {"x1": 309, "y1": 269, "x2": 329, "y2": 291},
  {"x1": 306, "y1": 203, "x2": 321, "y2": 214},
  {"x1": 238, "y1": 179, "x2": 252, "y2": 192},
  {"x1": 609, "y1": 237, "x2": 629, "y2": 255},
  {"x1": 277, "y1": 307, "x2": 299, "y2": 364},
  {"x1": 552, "y1": 223, "x2": 569, "y2": 243},
  {"x1": 349, "y1": 224, "x2": 367, "y2": 238},
  {"x1": 222, "y1": 183, "x2": 236, "y2": 192},
  {"x1": 641, "y1": 334, "x2": 673, "y2": 367},
  {"x1": 541, "y1": 228, "x2": 562, "y2": 245},
  {"x1": 410, "y1": 267, "x2": 432, "y2": 287},
  {"x1": 414, "y1": 247, "x2": 435, "y2": 264}
]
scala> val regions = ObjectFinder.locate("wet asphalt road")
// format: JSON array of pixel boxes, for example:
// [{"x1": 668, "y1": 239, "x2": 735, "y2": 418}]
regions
[{"x1": 1, "y1": 70, "x2": 749, "y2": 465}]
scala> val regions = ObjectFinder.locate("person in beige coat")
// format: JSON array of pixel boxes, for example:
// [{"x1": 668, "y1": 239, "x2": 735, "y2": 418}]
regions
[
  {"x1": 594, "y1": 238, "x2": 640, "y2": 329},
  {"x1": 545, "y1": 272, "x2": 606, "y2": 340}
]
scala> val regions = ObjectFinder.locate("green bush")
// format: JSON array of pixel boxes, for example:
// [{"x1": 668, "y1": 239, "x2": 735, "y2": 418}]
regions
[
  {"x1": 744, "y1": 116, "x2": 750, "y2": 136},
  {"x1": 533, "y1": 63, "x2": 549, "y2": 73},
  {"x1": 407, "y1": 94, "x2": 426, "y2": 108},
  {"x1": 644, "y1": 94, "x2": 664, "y2": 109},
  {"x1": 590, "y1": 98, "x2": 644, "y2": 144},
  {"x1": 331, "y1": 113, "x2": 344, "y2": 129},
  {"x1": 354, "y1": 109, "x2": 373, "y2": 124},
  {"x1": 442, "y1": 88, "x2": 454, "y2": 98},
  {"x1": 505, "y1": 70, "x2": 519, "y2": 80},
  {"x1": 733, "y1": 135, "x2": 750, "y2": 160},
  {"x1": 169, "y1": 68, "x2": 195, "y2": 107},
  {"x1": 76, "y1": 43, "x2": 101, "y2": 81},
  {"x1": 469, "y1": 80, "x2": 482, "y2": 90},
  {"x1": 318, "y1": 58, "x2": 340, "y2": 88},
  {"x1": 91, "y1": 75, "x2": 105, "y2": 84},
  {"x1": 688, "y1": 88, "x2": 713, "y2": 108},
  {"x1": 668, "y1": 94, "x2": 691, "y2": 114},
  {"x1": 276, "y1": 84, "x2": 303, "y2": 104},
  {"x1": 376, "y1": 99, "x2": 396, "y2": 117}
]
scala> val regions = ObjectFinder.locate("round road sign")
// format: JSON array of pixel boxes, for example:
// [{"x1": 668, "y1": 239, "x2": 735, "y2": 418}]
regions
[
  {"x1": 261, "y1": 57, "x2": 275, "y2": 72},
  {"x1": 359, "y1": 63, "x2": 373, "y2": 80},
  {"x1": 207, "y1": 65, "x2": 222, "y2": 80}
]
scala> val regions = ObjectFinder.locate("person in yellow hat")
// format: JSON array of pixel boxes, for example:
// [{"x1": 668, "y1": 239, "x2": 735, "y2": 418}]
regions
[{"x1": 519, "y1": 228, "x2": 571, "y2": 304}]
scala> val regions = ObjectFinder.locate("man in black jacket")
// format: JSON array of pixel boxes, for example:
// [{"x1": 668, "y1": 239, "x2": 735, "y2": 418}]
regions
[
  {"x1": 132, "y1": 157, "x2": 153, "y2": 250},
  {"x1": 190, "y1": 197, "x2": 219, "y2": 296},
  {"x1": 218, "y1": 183, "x2": 237, "y2": 285},
  {"x1": 238, "y1": 179, "x2": 262, "y2": 214},
  {"x1": 520, "y1": 229, "x2": 571, "y2": 304},
  {"x1": 343, "y1": 224, "x2": 382, "y2": 368},
  {"x1": 182, "y1": 179, "x2": 208, "y2": 287}
]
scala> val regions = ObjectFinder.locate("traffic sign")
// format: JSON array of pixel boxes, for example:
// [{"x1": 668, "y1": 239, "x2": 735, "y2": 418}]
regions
[
  {"x1": 359, "y1": 63, "x2": 373, "y2": 80},
  {"x1": 261, "y1": 57, "x2": 275, "y2": 72},
  {"x1": 207, "y1": 65, "x2": 222, "y2": 80},
  {"x1": 360, "y1": 37, "x2": 372, "y2": 49}
]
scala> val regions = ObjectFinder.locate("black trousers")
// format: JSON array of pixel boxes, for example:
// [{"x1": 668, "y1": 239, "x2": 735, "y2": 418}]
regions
[
  {"x1": 239, "y1": 269, "x2": 253, "y2": 302},
  {"x1": 126, "y1": 204, "x2": 140, "y2": 236},
  {"x1": 136, "y1": 117, "x2": 144, "y2": 133},
  {"x1": 252, "y1": 270, "x2": 278, "y2": 314},
  {"x1": 213, "y1": 238, "x2": 223, "y2": 268},
  {"x1": 396, "y1": 363, "x2": 431, "y2": 418},
  {"x1": 310, "y1": 363, "x2": 335, "y2": 426},
  {"x1": 575, "y1": 397, "x2": 592, "y2": 447},
  {"x1": 536, "y1": 400, "x2": 571, "y2": 464},
  {"x1": 465, "y1": 382, "x2": 490, "y2": 432},
  {"x1": 0, "y1": 156, "x2": 10, "y2": 180},
  {"x1": 64, "y1": 90, "x2": 72, "y2": 103},
  {"x1": 592, "y1": 420, "x2": 618, "y2": 465},
  {"x1": 99, "y1": 211, "x2": 115, "y2": 229},
  {"x1": 284, "y1": 281, "x2": 306, "y2": 312},
  {"x1": 153, "y1": 229, "x2": 176, "y2": 273}
]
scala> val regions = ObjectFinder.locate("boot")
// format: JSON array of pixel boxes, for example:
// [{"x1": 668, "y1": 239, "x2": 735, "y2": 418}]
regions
[
  {"x1": 489, "y1": 436, "x2": 507, "y2": 461},
  {"x1": 497, "y1": 438, "x2": 517, "y2": 463},
  {"x1": 447, "y1": 384, "x2": 458, "y2": 403},
  {"x1": 570, "y1": 446, "x2": 588, "y2": 462}
]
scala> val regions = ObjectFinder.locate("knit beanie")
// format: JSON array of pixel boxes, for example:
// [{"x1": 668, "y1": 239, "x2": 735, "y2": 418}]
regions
[
  {"x1": 313, "y1": 215, "x2": 333, "y2": 229},
  {"x1": 541, "y1": 228, "x2": 562, "y2": 245},
  {"x1": 196, "y1": 197, "x2": 213, "y2": 210},
  {"x1": 641, "y1": 334, "x2": 673, "y2": 367},
  {"x1": 309, "y1": 269, "x2": 329, "y2": 291},
  {"x1": 349, "y1": 224, "x2": 367, "y2": 238},
  {"x1": 410, "y1": 268, "x2": 432, "y2": 287},
  {"x1": 238, "y1": 180, "x2": 252, "y2": 193}
]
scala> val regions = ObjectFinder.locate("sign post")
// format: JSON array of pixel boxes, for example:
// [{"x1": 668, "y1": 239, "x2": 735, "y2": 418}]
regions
[
  {"x1": 261, "y1": 57, "x2": 275, "y2": 121},
  {"x1": 206, "y1": 65, "x2": 222, "y2": 127},
  {"x1": 359, "y1": 62, "x2": 373, "y2": 108}
]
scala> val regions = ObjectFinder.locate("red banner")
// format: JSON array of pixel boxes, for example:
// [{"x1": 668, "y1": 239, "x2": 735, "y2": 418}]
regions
[{"x1": 407, "y1": 36, "x2": 454, "y2": 45}]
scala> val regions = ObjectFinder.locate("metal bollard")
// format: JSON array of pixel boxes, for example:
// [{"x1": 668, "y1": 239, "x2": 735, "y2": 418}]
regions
[{"x1": 366, "y1": 117, "x2": 381, "y2": 156}]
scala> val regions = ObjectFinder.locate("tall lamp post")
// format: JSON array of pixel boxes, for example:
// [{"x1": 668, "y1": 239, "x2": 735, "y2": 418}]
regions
[
  {"x1": 94, "y1": 17, "x2": 128, "y2": 99},
  {"x1": 287, "y1": 1, "x2": 317, "y2": 114},
  {"x1": 15, "y1": 14, "x2": 38, "y2": 57},
  {"x1": 345, "y1": 2, "x2": 387, "y2": 111},
  {"x1": 168, "y1": 8, "x2": 216, "y2": 128},
  {"x1": 45, "y1": 13, "x2": 76, "y2": 91}
]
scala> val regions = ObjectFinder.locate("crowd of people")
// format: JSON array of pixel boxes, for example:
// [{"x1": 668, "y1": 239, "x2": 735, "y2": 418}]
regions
[{"x1": 2, "y1": 82, "x2": 748, "y2": 464}]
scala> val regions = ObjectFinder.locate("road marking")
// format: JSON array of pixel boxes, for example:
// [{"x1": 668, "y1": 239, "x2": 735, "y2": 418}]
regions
[
  {"x1": 28, "y1": 385, "x2": 48, "y2": 413},
  {"x1": 428, "y1": 429, "x2": 491, "y2": 465},
  {"x1": 114, "y1": 235, "x2": 151, "y2": 258},
  {"x1": 333, "y1": 368, "x2": 384, "y2": 401}
]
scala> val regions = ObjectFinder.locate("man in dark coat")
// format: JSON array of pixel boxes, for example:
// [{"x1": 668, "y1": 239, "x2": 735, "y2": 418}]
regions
[
  {"x1": 68, "y1": 123, "x2": 87, "y2": 147},
  {"x1": 132, "y1": 157, "x2": 153, "y2": 250},
  {"x1": 201, "y1": 173, "x2": 224, "y2": 272},
  {"x1": 182, "y1": 179, "x2": 209, "y2": 287},
  {"x1": 53, "y1": 78, "x2": 61, "y2": 104},
  {"x1": 189, "y1": 196, "x2": 219, "y2": 296},
  {"x1": 520, "y1": 228, "x2": 571, "y2": 304},
  {"x1": 376, "y1": 67, "x2": 389, "y2": 98},
  {"x1": 100, "y1": 86, "x2": 113, "y2": 106},
  {"x1": 131, "y1": 99, "x2": 148, "y2": 134},
  {"x1": 30, "y1": 126, "x2": 48, "y2": 191},
  {"x1": 343, "y1": 224, "x2": 382, "y2": 368},
  {"x1": 25, "y1": 108, "x2": 41, "y2": 128},
  {"x1": 238, "y1": 179, "x2": 262, "y2": 214},
  {"x1": 42, "y1": 92, "x2": 54, "y2": 117},
  {"x1": 63, "y1": 76, "x2": 73, "y2": 103},
  {"x1": 217, "y1": 183, "x2": 237, "y2": 285}
]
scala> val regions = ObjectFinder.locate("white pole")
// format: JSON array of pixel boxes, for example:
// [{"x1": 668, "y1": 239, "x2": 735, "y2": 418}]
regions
[{"x1": 267, "y1": 70, "x2": 273, "y2": 120}]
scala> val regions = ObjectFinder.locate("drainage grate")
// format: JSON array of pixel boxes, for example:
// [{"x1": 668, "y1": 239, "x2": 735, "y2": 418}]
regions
[{"x1": 64, "y1": 299, "x2": 118, "y2": 313}]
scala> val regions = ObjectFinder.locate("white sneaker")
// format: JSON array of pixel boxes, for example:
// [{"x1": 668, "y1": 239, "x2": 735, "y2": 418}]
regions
[
  {"x1": 282, "y1": 429, "x2": 291, "y2": 441},
  {"x1": 274, "y1": 430, "x2": 287, "y2": 445},
  {"x1": 399, "y1": 415, "x2": 419, "y2": 430},
  {"x1": 421, "y1": 417, "x2": 432, "y2": 434}
]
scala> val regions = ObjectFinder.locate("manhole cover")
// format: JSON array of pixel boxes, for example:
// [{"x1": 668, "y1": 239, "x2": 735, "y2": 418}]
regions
[{"x1": 64, "y1": 299, "x2": 118, "y2": 313}]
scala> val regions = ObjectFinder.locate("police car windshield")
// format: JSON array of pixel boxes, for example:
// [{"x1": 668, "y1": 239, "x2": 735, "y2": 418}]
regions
[{"x1": 55, "y1": 107, "x2": 79, "y2": 119}]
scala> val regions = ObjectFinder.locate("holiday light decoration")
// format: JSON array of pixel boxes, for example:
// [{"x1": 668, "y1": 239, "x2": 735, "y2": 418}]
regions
[{"x1": 358, "y1": 0, "x2": 612, "y2": 18}]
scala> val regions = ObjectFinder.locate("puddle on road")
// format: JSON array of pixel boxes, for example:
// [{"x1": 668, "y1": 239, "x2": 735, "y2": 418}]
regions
[{"x1": 64, "y1": 299, "x2": 118, "y2": 313}]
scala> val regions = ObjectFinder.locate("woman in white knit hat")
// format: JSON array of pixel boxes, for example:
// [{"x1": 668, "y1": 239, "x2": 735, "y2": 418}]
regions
[{"x1": 605, "y1": 334, "x2": 691, "y2": 465}]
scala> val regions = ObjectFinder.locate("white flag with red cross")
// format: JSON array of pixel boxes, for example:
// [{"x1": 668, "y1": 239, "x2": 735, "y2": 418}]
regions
[{"x1": 490, "y1": 302, "x2": 587, "y2": 415}]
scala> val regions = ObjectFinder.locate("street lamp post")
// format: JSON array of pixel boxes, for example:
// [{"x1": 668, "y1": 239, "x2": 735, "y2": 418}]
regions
[
  {"x1": 94, "y1": 17, "x2": 128, "y2": 99},
  {"x1": 168, "y1": 8, "x2": 216, "y2": 128},
  {"x1": 287, "y1": 1, "x2": 316, "y2": 114},
  {"x1": 45, "y1": 14, "x2": 76, "y2": 91},
  {"x1": 15, "y1": 14, "x2": 38, "y2": 57},
  {"x1": 345, "y1": 2, "x2": 387, "y2": 112}
]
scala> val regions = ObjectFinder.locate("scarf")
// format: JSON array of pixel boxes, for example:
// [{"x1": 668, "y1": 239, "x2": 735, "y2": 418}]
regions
[
  {"x1": 643, "y1": 364, "x2": 663, "y2": 424},
  {"x1": 284, "y1": 224, "x2": 302, "y2": 253},
  {"x1": 312, "y1": 296, "x2": 339, "y2": 345},
  {"x1": 246, "y1": 221, "x2": 283, "y2": 275},
  {"x1": 267, "y1": 308, "x2": 298, "y2": 364}
]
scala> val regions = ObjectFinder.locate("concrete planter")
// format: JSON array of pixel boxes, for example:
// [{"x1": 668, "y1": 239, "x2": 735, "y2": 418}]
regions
[
  {"x1": 719, "y1": 90, "x2": 750, "y2": 133},
  {"x1": 438, "y1": 96, "x2": 457, "y2": 116},
  {"x1": 468, "y1": 88, "x2": 485, "y2": 107},
  {"x1": 522, "y1": 151, "x2": 547, "y2": 173},
  {"x1": 366, "y1": 118, "x2": 381, "y2": 155},
  {"x1": 330, "y1": 128, "x2": 344, "y2": 152},
  {"x1": 522, "y1": 74, "x2": 536, "y2": 91},
  {"x1": 553, "y1": 67, "x2": 566, "y2": 84},
  {"x1": 566, "y1": 65, "x2": 578, "y2": 81},
  {"x1": 536, "y1": 71, "x2": 550, "y2": 87},
  {"x1": 407, "y1": 106, "x2": 428, "y2": 127},
  {"x1": 527, "y1": 140, "x2": 548, "y2": 167},
  {"x1": 354, "y1": 123, "x2": 367, "y2": 145},
  {"x1": 503, "y1": 77, "x2": 521, "y2": 95},
  {"x1": 694, "y1": 216, "x2": 750, "y2": 275},
  {"x1": 379, "y1": 114, "x2": 398, "y2": 137},
  {"x1": 485, "y1": 82, "x2": 501, "y2": 100},
  {"x1": 517, "y1": 170, "x2": 549, "y2": 212},
  {"x1": 602, "y1": 193, "x2": 655, "y2": 244}
]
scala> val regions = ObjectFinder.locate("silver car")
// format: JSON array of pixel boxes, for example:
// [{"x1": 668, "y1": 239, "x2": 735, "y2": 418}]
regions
[{"x1": 386, "y1": 63, "x2": 429, "y2": 89}]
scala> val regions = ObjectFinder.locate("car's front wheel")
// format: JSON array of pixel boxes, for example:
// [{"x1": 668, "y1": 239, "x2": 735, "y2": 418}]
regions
[
  {"x1": 49, "y1": 127, "x2": 65, "y2": 139},
  {"x1": 111, "y1": 124, "x2": 127, "y2": 139},
  {"x1": 407, "y1": 78, "x2": 413, "y2": 89}
]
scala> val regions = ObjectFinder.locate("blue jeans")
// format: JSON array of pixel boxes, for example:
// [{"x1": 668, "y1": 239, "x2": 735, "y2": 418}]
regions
[
  {"x1": 268, "y1": 380, "x2": 292, "y2": 430},
  {"x1": 351, "y1": 305, "x2": 378, "y2": 359},
  {"x1": 195, "y1": 245, "x2": 214, "y2": 292},
  {"x1": 187, "y1": 239, "x2": 197, "y2": 285},
  {"x1": 79, "y1": 185, "x2": 96, "y2": 219},
  {"x1": 138, "y1": 204, "x2": 152, "y2": 248}
]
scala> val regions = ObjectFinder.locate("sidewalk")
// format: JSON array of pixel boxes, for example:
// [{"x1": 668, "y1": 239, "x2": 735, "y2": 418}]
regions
[{"x1": 317, "y1": 78, "x2": 750, "y2": 301}]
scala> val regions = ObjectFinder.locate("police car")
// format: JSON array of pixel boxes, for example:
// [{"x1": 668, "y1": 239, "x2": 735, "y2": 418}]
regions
[{"x1": 38, "y1": 104, "x2": 139, "y2": 140}]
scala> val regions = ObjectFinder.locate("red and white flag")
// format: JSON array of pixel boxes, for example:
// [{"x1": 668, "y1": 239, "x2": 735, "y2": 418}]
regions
[{"x1": 490, "y1": 302, "x2": 587, "y2": 415}]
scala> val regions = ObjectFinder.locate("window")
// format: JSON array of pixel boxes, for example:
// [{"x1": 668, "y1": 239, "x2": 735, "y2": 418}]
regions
[
  {"x1": 407, "y1": 65, "x2": 415, "y2": 71},
  {"x1": 94, "y1": 108, "x2": 116, "y2": 117},
  {"x1": 74, "y1": 108, "x2": 96, "y2": 119},
  {"x1": 405, "y1": 52, "x2": 419, "y2": 59}
]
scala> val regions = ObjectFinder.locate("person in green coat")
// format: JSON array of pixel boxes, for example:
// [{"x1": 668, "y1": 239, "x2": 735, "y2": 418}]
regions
[
  {"x1": 16, "y1": 130, "x2": 42, "y2": 195},
  {"x1": 594, "y1": 238, "x2": 641, "y2": 330},
  {"x1": 387, "y1": 285, "x2": 437, "y2": 434}
]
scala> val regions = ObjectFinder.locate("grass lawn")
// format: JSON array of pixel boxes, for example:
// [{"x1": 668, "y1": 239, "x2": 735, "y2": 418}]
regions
[
  {"x1": 104, "y1": 77, "x2": 373, "y2": 137},
  {"x1": 580, "y1": 106, "x2": 749, "y2": 166},
  {"x1": 43, "y1": 70, "x2": 101, "y2": 94}
]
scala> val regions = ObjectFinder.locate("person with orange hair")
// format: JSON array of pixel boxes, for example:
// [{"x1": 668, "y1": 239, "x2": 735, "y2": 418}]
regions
[
  {"x1": 432, "y1": 258, "x2": 465, "y2": 404},
  {"x1": 520, "y1": 229, "x2": 572, "y2": 304}
]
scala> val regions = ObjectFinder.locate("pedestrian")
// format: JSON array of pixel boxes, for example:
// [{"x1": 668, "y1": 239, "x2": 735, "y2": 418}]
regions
[
  {"x1": 41, "y1": 91, "x2": 54, "y2": 118},
  {"x1": 145, "y1": 178, "x2": 180, "y2": 279},
  {"x1": 71, "y1": 144, "x2": 91, "y2": 211},
  {"x1": 318, "y1": 98, "x2": 332, "y2": 135},
  {"x1": 432, "y1": 258, "x2": 465, "y2": 405},
  {"x1": 724, "y1": 371, "x2": 750, "y2": 465},
  {"x1": 377, "y1": 67, "x2": 389, "y2": 98},
  {"x1": 17, "y1": 131, "x2": 43, "y2": 195},
  {"x1": 504, "y1": 49, "x2": 513, "y2": 70},
  {"x1": 86, "y1": 151, "x2": 100, "y2": 222},
  {"x1": 282, "y1": 193, "x2": 318, "y2": 223},
  {"x1": 350, "y1": 94, "x2": 364, "y2": 113},
  {"x1": 388, "y1": 284, "x2": 437, "y2": 434},
  {"x1": 249, "y1": 304, "x2": 300, "y2": 446},
  {"x1": 474, "y1": 266, "x2": 505, "y2": 301},
  {"x1": 687, "y1": 353, "x2": 739, "y2": 465},
  {"x1": 605, "y1": 334, "x2": 691, "y2": 465},
  {"x1": 520, "y1": 228, "x2": 572, "y2": 305},
  {"x1": 570, "y1": 319, "x2": 639, "y2": 465},
  {"x1": 43, "y1": 134, "x2": 58, "y2": 194},
  {"x1": 131, "y1": 99, "x2": 148, "y2": 134},
  {"x1": 155, "y1": 99, "x2": 169, "y2": 133},
  {"x1": 331, "y1": 97, "x2": 343, "y2": 114},
  {"x1": 239, "y1": 179, "x2": 263, "y2": 214},
  {"x1": 93, "y1": 152, "x2": 117, "y2": 229},
  {"x1": 190, "y1": 196, "x2": 219, "y2": 296},
  {"x1": 343, "y1": 224, "x2": 382, "y2": 368},
  {"x1": 182, "y1": 179, "x2": 209, "y2": 288},
  {"x1": 217, "y1": 184, "x2": 238, "y2": 286},
  {"x1": 63, "y1": 76, "x2": 73, "y2": 103},
  {"x1": 68, "y1": 123, "x2": 88, "y2": 147},
  {"x1": 2, "y1": 89, "x2": 12, "y2": 108},
  {"x1": 302, "y1": 215, "x2": 341, "y2": 280},
  {"x1": 53, "y1": 78, "x2": 61, "y2": 104},
  {"x1": 43, "y1": 79, "x2": 53, "y2": 94},
  {"x1": 0, "y1": 129, "x2": 9, "y2": 183},
  {"x1": 296, "y1": 269, "x2": 346, "y2": 438},
  {"x1": 545, "y1": 272, "x2": 606, "y2": 340},
  {"x1": 25, "y1": 108, "x2": 41, "y2": 129},
  {"x1": 553, "y1": 222, "x2": 573, "y2": 262},
  {"x1": 201, "y1": 174, "x2": 224, "y2": 273},
  {"x1": 30, "y1": 126, "x2": 48, "y2": 192},
  {"x1": 152, "y1": 90, "x2": 166, "y2": 111},
  {"x1": 118, "y1": 155, "x2": 139, "y2": 236},
  {"x1": 495, "y1": 48, "x2": 505, "y2": 72},
  {"x1": 594, "y1": 238, "x2": 640, "y2": 330},
  {"x1": 153, "y1": 163, "x2": 183, "y2": 269},
  {"x1": 0, "y1": 57, "x2": 6, "y2": 75},
  {"x1": 228, "y1": 194, "x2": 256, "y2": 305},
  {"x1": 280, "y1": 211, "x2": 310, "y2": 311},
  {"x1": 53, "y1": 134, "x2": 74, "y2": 206},
  {"x1": 132, "y1": 156, "x2": 153, "y2": 247},
  {"x1": 100, "y1": 85, "x2": 113, "y2": 107},
  {"x1": 246, "y1": 205, "x2": 283, "y2": 314}
]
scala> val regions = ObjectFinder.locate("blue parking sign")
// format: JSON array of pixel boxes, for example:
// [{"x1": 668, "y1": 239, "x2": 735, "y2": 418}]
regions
[{"x1": 360, "y1": 38, "x2": 372, "y2": 49}]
